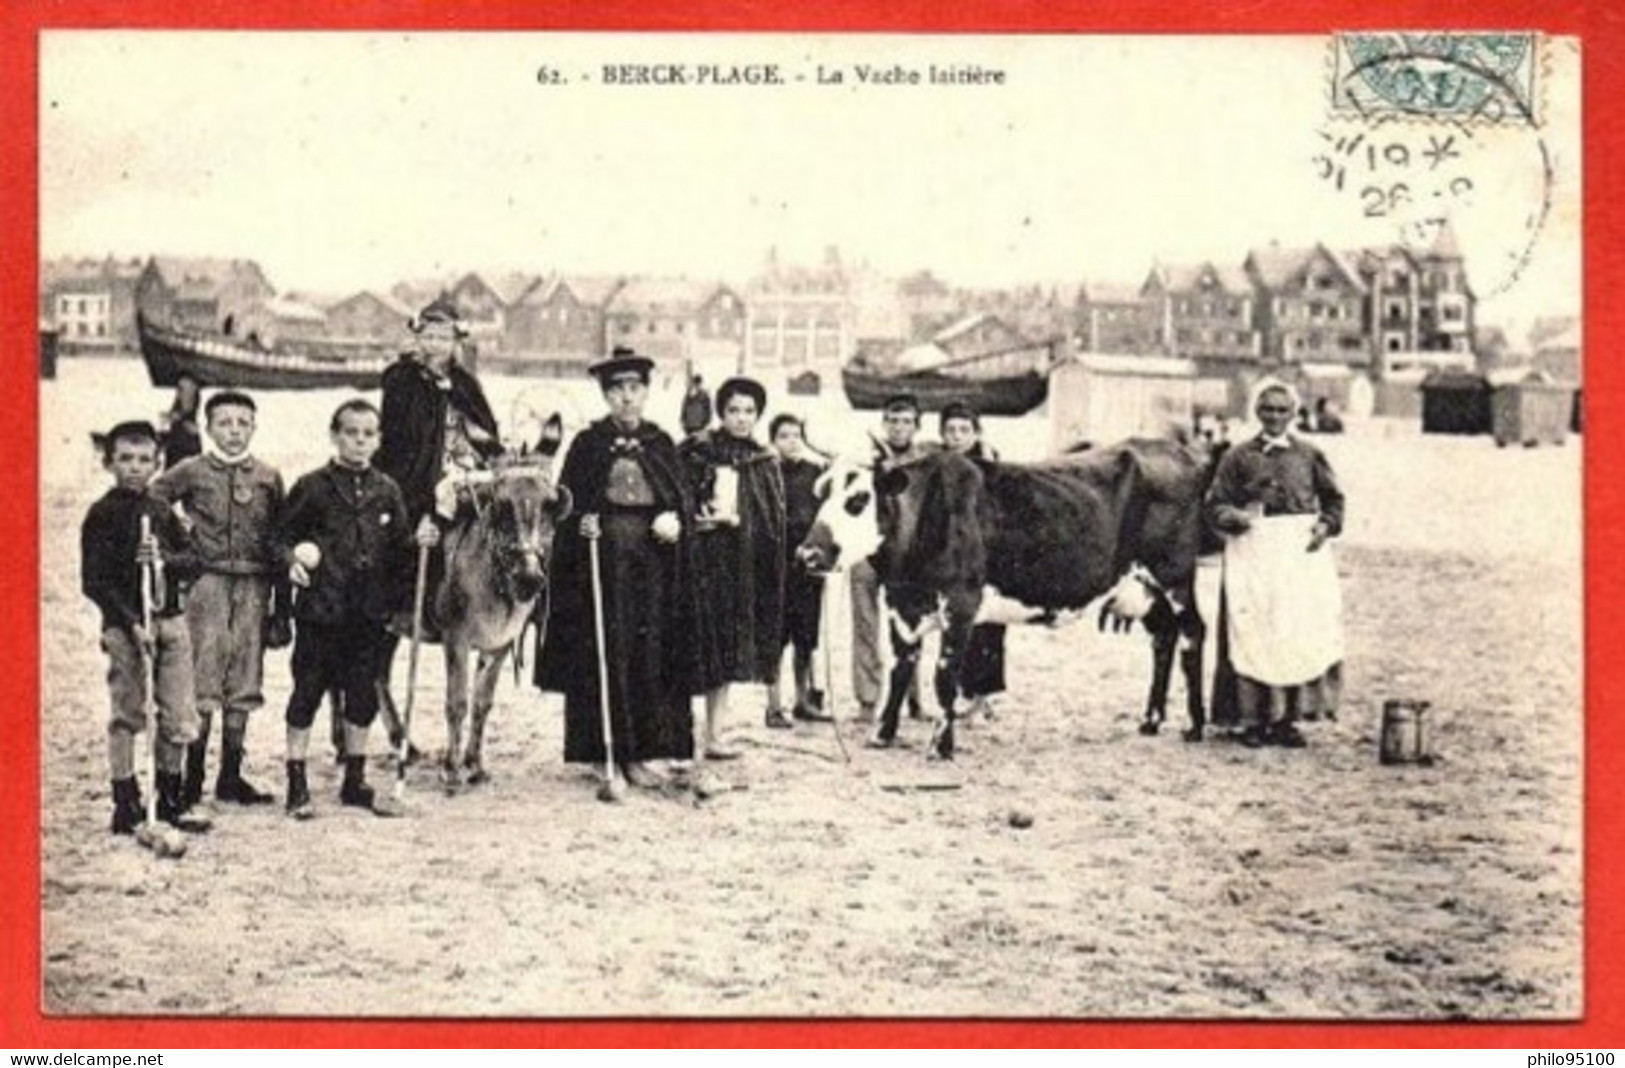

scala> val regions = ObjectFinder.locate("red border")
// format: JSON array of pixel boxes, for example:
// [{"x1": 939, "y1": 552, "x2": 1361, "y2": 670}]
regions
[{"x1": 4, "y1": 0, "x2": 1619, "y2": 1049}]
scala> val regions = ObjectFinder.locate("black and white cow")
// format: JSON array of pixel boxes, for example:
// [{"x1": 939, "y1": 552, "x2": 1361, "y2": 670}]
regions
[{"x1": 798, "y1": 439, "x2": 1214, "y2": 759}]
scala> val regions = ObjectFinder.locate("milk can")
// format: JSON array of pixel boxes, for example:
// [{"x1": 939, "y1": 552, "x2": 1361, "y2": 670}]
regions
[{"x1": 1379, "y1": 699, "x2": 1434, "y2": 765}]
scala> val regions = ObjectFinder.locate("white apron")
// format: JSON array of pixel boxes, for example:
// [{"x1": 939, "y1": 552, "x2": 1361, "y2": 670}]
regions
[{"x1": 1222, "y1": 514, "x2": 1344, "y2": 686}]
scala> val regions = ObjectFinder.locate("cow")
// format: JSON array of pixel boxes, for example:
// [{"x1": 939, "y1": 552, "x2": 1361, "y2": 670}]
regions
[{"x1": 798, "y1": 438, "x2": 1215, "y2": 760}]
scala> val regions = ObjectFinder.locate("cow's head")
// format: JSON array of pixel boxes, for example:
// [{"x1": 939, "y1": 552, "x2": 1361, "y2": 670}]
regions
[
  {"x1": 795, "y1": 458, "x2": 883, "y2": 574},
  {"x1": 869, "y1": 451, "x2": 986, "y2": 589}
]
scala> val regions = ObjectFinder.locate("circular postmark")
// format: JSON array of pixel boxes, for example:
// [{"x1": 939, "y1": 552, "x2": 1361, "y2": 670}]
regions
[{"x1": 1317, "y1": 39, "x2": 1553, "y2": 303}]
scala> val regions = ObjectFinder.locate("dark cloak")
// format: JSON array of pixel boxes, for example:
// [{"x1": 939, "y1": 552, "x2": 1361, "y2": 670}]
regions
[
  {"x1": 376, "y1": 354, "x2": 501, "y2": 526},
  {"x1": 680, "y1": 428, "x2": 788, "y2": 688},
  {"x1": 535, "y1": 417, "x2": 702, "y2": 765}
]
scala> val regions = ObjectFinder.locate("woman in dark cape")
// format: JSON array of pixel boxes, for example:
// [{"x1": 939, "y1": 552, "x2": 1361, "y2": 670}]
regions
[
  {"x1": 535, "y1": 349, "x2": 701, "y2": 791},
  {"x1": 679, "y1": 376, "x2": 787, "y2": 760}
]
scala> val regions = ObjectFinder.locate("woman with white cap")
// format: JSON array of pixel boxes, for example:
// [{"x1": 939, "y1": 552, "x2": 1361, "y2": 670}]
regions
[{"x1": 1206, "y1": 377, "x2": 1347, "y2": 748}]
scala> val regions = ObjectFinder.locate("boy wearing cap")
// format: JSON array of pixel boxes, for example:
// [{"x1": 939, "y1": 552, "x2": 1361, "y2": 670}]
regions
[
  {"x1": 151, "y1": 390, "x2": 285, "y2": 809},
  {"x1": 81, "y1": 420, "x2": 210, "y2": 837}
]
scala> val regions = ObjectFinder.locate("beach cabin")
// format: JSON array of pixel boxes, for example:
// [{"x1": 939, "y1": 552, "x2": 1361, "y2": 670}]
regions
[
  {"x1": 1047, "y1": 354, "x2": 1197, "y2": 452},
  {"x1": 1420, "y1": 369, "x2": 1492, "y2": 435},
  {"x1": 1490, "y1": 368, "x2": 1573, "y2": 448}
]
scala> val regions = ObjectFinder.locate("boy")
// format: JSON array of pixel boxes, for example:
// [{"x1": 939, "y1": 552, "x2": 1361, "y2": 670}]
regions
[
  {"x1": 763, "y1": 414, "x2": 830, "y2": 728},
  {"x1": 281, "y1": 399, "x2": 415, "y2": 818},
  {"x1": 80, "y1": 420, "x2": 211, "y2": 836},
  {"x1": 152, "y1": 390, "x2": 284, "y2": 809}
]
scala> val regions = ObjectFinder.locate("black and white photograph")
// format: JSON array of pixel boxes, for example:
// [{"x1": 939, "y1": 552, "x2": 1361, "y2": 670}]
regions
[{"x1": 38, "y1": 31, "x2": 1582, "y2": 1018}]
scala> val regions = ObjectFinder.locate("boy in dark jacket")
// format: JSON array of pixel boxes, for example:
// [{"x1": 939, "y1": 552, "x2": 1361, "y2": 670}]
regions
[
  {"x1": 280, "y1": 400, "x2": 414, "y2": 818},
  {"x1": 80, "y1": 420, "x2": 210, "y2": 836}
]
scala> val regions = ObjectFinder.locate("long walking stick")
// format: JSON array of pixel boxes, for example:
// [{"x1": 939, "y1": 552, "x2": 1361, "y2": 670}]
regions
[
  {"x1": 588, "y1": 536, "x2": 625, "y2": 803},
  {"x1": 393, "y1": 541, "x2": 431, "y2": 801},
  {"x1": 136, "y1": 516, "x2": 185, "y2": 859},
  {"x1": 821, "y1": 575, "x2": 850, "y2": 764}
]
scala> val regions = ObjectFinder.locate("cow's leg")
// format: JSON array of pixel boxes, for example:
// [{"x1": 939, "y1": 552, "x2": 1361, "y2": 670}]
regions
[
  {"x1": 463, "y1": 646, "x2": 507, "y2": 786},
  {"x1": 442, "y1": 642, "x2": 469, "y2": 793},
  {"x1": 1139, "y1": 599, "x2": 1178, "y2": 737},
  {"x1": 868, "y1": 601, "x2": 923, "y2": 748},
  {"x1": 928, "y1": 607, "x2": 973, "y2": 761},
  {"x1": 869, "y1": 647, "x2": 915, "y2": 748},
  {"x1": 1177, "y1": 594, "x2": 1208, "y2": 742}
]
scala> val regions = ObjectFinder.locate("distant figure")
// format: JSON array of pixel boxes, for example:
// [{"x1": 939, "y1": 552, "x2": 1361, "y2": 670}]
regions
[
  {"x1": 159, "y1": 374, "x2": 202, "y2": 470},
  {"x1": 680, "y1": 374, "x2": 712, "y2": 437},
  {"x1": 1314, "y1": 397, "x2": 1345, "y2": 434}
]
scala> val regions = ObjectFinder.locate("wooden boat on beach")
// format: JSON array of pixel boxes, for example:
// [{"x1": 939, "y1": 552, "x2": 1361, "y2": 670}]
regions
[
  {"x1": 137, "y1": 314, "x2": 396, "y2": 391},
  {"x1": 840, "y1": 338, "x2": 1056, "y2": 417}
]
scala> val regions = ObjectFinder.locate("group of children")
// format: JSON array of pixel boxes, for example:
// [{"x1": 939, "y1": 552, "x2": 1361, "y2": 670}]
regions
[{"x1": 81, "y1": 393, "x2": 414, "y2": 841}]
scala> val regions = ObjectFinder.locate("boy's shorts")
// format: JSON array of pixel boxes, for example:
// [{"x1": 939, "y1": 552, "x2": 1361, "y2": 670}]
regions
[{"x1": 102, "y1": 616, "x2": 201, "y2": 745}]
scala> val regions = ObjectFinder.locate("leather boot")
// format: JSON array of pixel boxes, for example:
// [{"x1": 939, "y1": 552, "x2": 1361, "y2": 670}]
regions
[
  {"x1": 182, "y1": 741, "x2": 207, "y2": 811},
  {"x1": 339, "y1": 755, "x2": 375, "y2": 810},
  {"x1": 110, "y1": 777, "x2": 145, "y2": 835},
  {"x1": 216, "y1": 744, "x2": 275, "y2": 805},
  {"x1": 285, "y1": 760, "x2": 313, "y2": 820},
  {"x1": 157, "y1": 771, "x2": 213, "y2": 832}
]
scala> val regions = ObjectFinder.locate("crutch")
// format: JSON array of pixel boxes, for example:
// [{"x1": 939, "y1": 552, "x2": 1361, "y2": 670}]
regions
[
  {"x1": 393, "y1": 541, "x2": 431, "y2": 801},
  {"x1": 135, "y1": 516, "x2": 185, "y2": 859},
  {"x1": 588, "y1": 535, "x2": 625, "y2": 803}
]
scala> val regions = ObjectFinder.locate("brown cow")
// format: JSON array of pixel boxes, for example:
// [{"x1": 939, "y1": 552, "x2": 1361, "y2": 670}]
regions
[{"x1": 810, "y1": 438, "x2": 1214, "y2": 759}]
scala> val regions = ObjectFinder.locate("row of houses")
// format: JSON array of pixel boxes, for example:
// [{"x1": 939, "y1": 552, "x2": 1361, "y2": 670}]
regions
[
  {"x1": 38, "y1": 227, "x2": 1493, "y2": 391},
  {"x1": 1078, "y1": 226, "x2": 1474, "y2": 372}
]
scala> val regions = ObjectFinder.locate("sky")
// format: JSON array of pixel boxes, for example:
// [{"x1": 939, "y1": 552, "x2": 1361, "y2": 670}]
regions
[{"x1": 40, "y1": 32, "x2": 1580, "y2": 335}]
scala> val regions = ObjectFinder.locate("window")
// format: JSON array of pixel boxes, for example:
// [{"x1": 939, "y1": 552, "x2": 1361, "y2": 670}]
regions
[
  {"x1": 77, "y1": 298, "x2": 87, "y2": 315},
  {"x1": 1390, "y1": 270, "x2": 1409, "y2": 289},
  {"x1": 1442, "y1": 305, "x2": 1464, "y2": 322},
  {"x1": 1387, "y1": 301, "x2": 1405, "y2": 320},
  {"x1": 96, "y1": 322, "x2": 105, "y2": 336},
  {"x1": 1387, "y1": 334, "x2": 1404, "y2": 352},
  {"x1": 1308, "y1": 301, "x2": 1324, "y2": 320}
]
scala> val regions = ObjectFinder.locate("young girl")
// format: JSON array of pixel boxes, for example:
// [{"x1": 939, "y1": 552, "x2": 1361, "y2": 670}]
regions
[{"x1": 680, "y1": 377, "x2": 787, "y2": 759}]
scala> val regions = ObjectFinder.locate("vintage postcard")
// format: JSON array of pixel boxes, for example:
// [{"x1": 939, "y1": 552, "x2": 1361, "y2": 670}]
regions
[{"x1": 31, "y1": 26, "x2": 1585, "y2": 1032}]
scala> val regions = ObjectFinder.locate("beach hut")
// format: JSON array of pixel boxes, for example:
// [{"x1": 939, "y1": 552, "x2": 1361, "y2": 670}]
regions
[
  {"x1": 40, "y1": 322, "x2": 59, "y2": 381},
  {"x1": 1420, "y1": 369, "x2": 1492, "y2": 435},
  {"x1": 1047, "y1": 354, "x2": 1196, "y2": 452},
  {"x1": 1489, "y1": 368, "x2": 1573, "y2": 448}
]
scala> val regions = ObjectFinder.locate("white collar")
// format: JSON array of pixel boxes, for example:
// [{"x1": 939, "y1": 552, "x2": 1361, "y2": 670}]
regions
[
  {"x1": 205, "y1": 442, "x2": 254, "y2": 467},
  {"x1": 1258, "y1": 432, "x2": 1294, "y2": 454}
]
